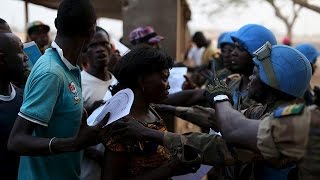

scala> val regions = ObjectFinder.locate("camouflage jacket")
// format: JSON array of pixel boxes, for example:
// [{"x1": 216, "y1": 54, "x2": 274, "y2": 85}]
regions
[{"x1": 227, "y1": 75, "x2": 257, "y2": 111}]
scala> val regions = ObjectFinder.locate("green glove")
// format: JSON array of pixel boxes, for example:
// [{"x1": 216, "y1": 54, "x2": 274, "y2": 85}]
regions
[{"x1": 204, "y1": 78, "x2": 233, "y2": 106}]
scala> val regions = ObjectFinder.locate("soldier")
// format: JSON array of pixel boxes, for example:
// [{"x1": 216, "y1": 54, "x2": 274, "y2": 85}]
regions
[
  {"x1": 216, "y1": 31, "x2": 237, "y2": 80},
  {"x1": 295, "y1": 43, "x2": 319, "y2": 105},
  {"x1": 228, "y1": 24, "x2": 277, "y2": 111},
  {"x1": 298, "y1": 93, "x2": 320, "y2": 180}
]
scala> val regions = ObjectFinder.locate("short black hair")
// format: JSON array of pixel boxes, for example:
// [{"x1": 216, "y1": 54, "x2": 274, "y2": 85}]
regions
[
  {"x1": 0, "y1": 18, "x2": 7, "y2": 24},
  {"x1": 0, "y1": 18, "x2": 11, "y2": 32},
  {"x1": 192, "y1": 31, "x2": 209, "y2": 47},
  {"x1": 110, "y1": 45, "x2": 174, "y2": 94},
  {"x1": 96, "y1": 26, "x2": 110, "y2": 39},
  {"x1": 55, "y1": 0, "x2": 96, "y2": 36}
]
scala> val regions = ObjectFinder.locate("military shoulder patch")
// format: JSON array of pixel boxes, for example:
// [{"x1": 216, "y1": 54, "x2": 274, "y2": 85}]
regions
[{"x1": 274, "y1": 103, "x2": 305, "y2": 118}]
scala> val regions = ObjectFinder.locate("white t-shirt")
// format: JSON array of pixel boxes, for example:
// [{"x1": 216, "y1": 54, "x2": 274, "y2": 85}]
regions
[
  {"x1": 81, "y1": 70, "x2": 117, "y2": 108},
  {"x1": 80, "y1": 70, "x2": 117, "y2": 180},
  {"x1": 187, "y1": 46, "x2": 205, "y2": 66}
]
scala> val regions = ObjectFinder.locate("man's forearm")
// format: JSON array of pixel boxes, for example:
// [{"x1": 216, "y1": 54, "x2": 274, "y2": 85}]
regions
[
  {"x1": 214, "y1": 101, "x2": 260, "y2": 151},
  {"x1": 8, "y1": 116, "x2": 79, "y2": 156},
  {"x1": 8, "y1": 134, "x2": 77, "y2": 156},
  {"x1": 163, "y1": 89, "x2": 206, "y2": 106}
]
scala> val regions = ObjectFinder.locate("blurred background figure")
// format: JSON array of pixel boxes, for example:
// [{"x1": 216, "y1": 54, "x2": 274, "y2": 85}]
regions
[
  {"x1": 295, "y1": 43, "x2": 320, "y2": 105},
  {"x1": 282, "y1": 36, "x2": 292, "y2": 46},
  {"x1": 129, "y1": 26, "x2": 164, "y2": 49},
  {"x1": 27, "y1": 21, "x2": 50, "y2": 54},
  {"x1": 0, "y1": 32, "x2": 28, "y2": 180},
  {"x1": 187, "y1": 31, "x2": 217, "y2": 67}
]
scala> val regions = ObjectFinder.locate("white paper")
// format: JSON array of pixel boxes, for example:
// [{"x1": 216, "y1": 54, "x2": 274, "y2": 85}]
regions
[
  {"x1": 111, "y1": 37, "x2": 130, "y2": 56},
  {"x1": 168, "y1": 67, "x2": 188, "y2": 94},
  {"x1": 87, "y1": 88, "x2": 134, "y2": 127},
  {"x1": 171, "y1": 129, "x2": 219, "y2": 180}
]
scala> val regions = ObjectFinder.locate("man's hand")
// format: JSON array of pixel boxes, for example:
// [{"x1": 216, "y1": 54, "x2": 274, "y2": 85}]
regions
[
  {"x1": 73, "y1": 109, "x2": 111, "y2": 150},
  {"x1": 87, "y1": 100, "x2": 106, "y2": 115},
  {"x1": 182, "y1": 75, "x2": 197, "y2": 90},
  {"x1": 109, "y1": 117, "x2": 149, "y2": 141},
  {"x1": 204, "y1": 78, "x2": 233, "y2": 106},
  {"x1": 176, "y1": 106, "x2": 218, "y2": 131}
]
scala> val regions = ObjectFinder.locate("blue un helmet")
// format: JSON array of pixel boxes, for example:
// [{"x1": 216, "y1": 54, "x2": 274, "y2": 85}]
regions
[
  {"x1": 231, "y1": 24, "x2": 277, "y2": 56},
  {"x1": 217, "y1": 32, "x2": 228, "y2": 48},
  {"x1": 218, "y1": 31, "x2": 235, "y2": 48},
  {"x1": 253, "y1": 42, "x2": 312, "y2": 98},
  {"x1": 295, "y1": 43, "x2": 320, "y2": 64}
]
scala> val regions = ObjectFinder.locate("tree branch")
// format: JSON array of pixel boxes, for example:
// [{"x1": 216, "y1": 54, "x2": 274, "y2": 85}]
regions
[
  {"x1": 266, "y1": 0, "x2": 289, "y2": 26},
  {"x1": 292, "y1": 0, "x2": 320, "y2": 14}
]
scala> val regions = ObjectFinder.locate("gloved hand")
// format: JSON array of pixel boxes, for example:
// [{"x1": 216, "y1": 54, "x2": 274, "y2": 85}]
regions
[
  {"x1": 204, "y1": 78, "x2": 233, "y2": 106},
  {"x1": 167, "y1": 144, "x2": 202, "y2": 176}
]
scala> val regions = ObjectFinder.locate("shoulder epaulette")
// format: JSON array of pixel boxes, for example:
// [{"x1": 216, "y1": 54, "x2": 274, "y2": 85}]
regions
[{"x1": 274, "y1": 103, "x2": 305, "y2": 118}]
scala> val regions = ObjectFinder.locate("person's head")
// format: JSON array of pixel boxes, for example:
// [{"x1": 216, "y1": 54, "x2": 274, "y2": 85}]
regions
[
  {"x1": 54, "y1": 0, "x2": 97, "y2": 49},
  {"x1": 248, "y1": 43, "x2": 312, "y2": 103},
  {"x1": 295, "y1": 43, "x2": 319, "y2": 75},
  {"x1": 219, "y1": 32, "x2": 235, "y2": 70},
  {"x1": 217, "y1": 32, "x2": 228, "y2": 49},
  {"x1": 0, "y1": 33, "x2": 28, "y2": 83},
  {"x1": 111, "y1": 45, "x2": 174, "y2": 103},
  {"x1": 129, "y1": 26, "x2": 164, "y2": 49},
  {"x1": 192, "y1": 31, "x2": 208, "y2": 48},
  {"x1": 230, "y1": 24, "x2": 277, "y2": 75},
  {"x1": 282, "y1": 36, "x2": 292, "y2": 46},
  {"x1": 27, "y1": 21, "x2": 50, "y2": 50},
  {"x1": 82, "y1": 26, "x2": 112, "y2": 74},
  {"x1": 0, "y1": 18, "x2": 11, "y2": 32}
]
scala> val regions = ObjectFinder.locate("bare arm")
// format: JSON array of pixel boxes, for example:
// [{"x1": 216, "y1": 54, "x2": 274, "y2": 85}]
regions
[
  {"x1": 7, "y1": 116, "x2": 76, "y2": 155},
  {"x1": 162, "y1": 89, "x2": 206, "y2": 106},
  {"x1": 8, "y1": 113, "x2": 110, "y2": 156},
  {"x1": 214, "y1": 101, "x2": 260, "y2": 151}
]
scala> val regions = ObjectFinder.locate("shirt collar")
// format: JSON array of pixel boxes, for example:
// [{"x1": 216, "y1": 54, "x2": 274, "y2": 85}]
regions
[
  {"x1": 51, "y1": 41, "x2": 78, "y2": 71},
  {"x1": 0, "y1": 83, "x2": 16, "y2": 101}
]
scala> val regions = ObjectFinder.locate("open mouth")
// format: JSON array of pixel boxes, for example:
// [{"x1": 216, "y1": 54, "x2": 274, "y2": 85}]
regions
[{"x1": 97, "y1": 53, "x2": 107, "y2": 59}]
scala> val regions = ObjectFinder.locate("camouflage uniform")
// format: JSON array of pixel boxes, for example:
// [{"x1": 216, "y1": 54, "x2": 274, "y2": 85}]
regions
[
  {"x1": 298, "y1": 105, "x2": 320, "y2": 180},
  {"x1": 216, "y1": 68, "x2": 233, "y2": 80},
  {"x1": 163, "y1": 103, "x2": 311, "y2": 178},
  {"x1": 227, "y1": 75, "x2": 257, "y2": 111}
]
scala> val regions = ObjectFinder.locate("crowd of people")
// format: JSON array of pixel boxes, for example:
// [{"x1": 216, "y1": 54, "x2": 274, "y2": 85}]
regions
[{"x1": 1, "y1": 0, "x2": 320, "y2": 179}]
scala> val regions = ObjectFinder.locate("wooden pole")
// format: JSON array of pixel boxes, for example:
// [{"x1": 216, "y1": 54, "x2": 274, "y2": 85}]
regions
[{"x1": 25, "y1": 0, "x2": 29, "y2": 41}]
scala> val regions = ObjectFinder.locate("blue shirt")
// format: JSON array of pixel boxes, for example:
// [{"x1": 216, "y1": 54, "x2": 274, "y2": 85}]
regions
[{"x1": 18, "y1": 47, "x2": 83, "y2": 180}]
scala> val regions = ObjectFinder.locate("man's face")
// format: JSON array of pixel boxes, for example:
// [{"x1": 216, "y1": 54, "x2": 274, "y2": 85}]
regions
[
  {"x1": 0, "y1": 33, "x2": 28, "y2": 82},
  {"x1": 221, "y1": 44, "x2": 235, "y2": 70},
  {"x1": 29, "y1": 29, "x2": 49, "y2": 49},
  {"x1": 230, "y1": 41, "x2": 254, "y2": 75},
  {"x1": 85, "y1": 31, "x2": 112, "y2": 72},
  {"x1": 247, "y1": 67, "x2": 265, "y2": 103}
]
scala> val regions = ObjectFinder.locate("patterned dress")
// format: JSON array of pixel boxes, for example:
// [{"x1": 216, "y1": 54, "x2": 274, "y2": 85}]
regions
[{"x1": 105, "y1": 106, "x2": 172, "y2": 177}]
